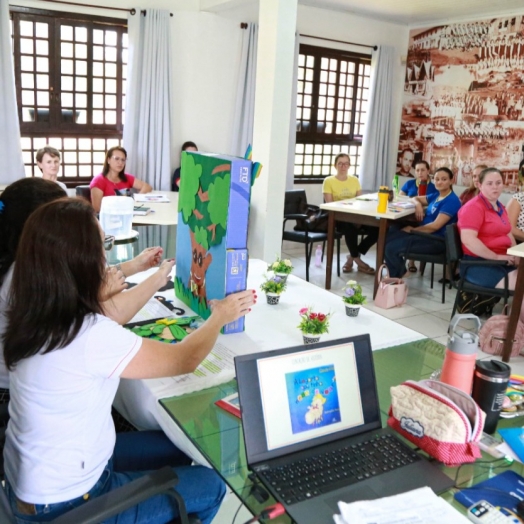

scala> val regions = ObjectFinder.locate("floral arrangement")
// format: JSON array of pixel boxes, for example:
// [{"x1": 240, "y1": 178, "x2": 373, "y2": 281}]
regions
[
  {"x1": 297, "y1": 307, "x2": 331, "y2": 335},
  {"x1": 342, "y1": 280, "x2": 366, "y2": 305},
  {"x1": 260, "y1": 275, "x2": 287, "y2": 295},
  {"x1": 268, "y1": 256, "x2": 293, "y2": 275}
]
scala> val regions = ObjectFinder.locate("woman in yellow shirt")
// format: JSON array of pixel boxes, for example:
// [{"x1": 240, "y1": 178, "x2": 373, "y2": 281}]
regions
[{"x1": 322, "y1": 153, "x2": 377, "y2": 274}]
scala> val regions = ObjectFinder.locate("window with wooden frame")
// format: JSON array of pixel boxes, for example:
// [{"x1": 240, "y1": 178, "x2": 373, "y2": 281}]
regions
[
  {"x1": 10, "y1": 7, "x2": 127, "y2": 185},
  {"x1": 294, "y1": 44, "x2": 371, "y2": 182}
]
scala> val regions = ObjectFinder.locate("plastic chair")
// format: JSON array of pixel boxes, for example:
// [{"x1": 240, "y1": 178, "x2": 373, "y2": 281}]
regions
[
  {"x1": 282, "y1": 190, "x2": 340, "y2": 281},
  {"x1": 445, "y1": 224, "x2": 513, "y2": 317}
]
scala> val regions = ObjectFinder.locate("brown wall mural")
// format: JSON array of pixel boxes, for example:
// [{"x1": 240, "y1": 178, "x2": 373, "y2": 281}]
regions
[{"x1": 398, "y1": 15, "x2": 524, "y2": 191}]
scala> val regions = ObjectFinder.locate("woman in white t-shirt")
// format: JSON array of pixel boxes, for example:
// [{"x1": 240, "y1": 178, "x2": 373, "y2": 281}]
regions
[{"x1": 3, "y1": 198, "x2": 255, "y2": 524}]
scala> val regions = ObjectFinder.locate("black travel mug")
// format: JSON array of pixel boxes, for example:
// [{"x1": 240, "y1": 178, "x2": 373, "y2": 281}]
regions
[{"x1": 472, "y1": 360, "x2": 510, "y2": 434}]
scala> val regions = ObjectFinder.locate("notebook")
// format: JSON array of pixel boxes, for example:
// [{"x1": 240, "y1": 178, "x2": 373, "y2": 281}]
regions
[{"x1": 235, "y1": 335, "x2": 454, "y2": 524}]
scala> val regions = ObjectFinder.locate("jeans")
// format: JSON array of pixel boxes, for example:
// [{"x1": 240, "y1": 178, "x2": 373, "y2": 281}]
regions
[
  {"x1": 5, "y1": 431, "x2": 226, "y2": 524},
  {"x1": 384, "y1": 228, "x2": 445, "y2": 278},
  {"x1": 336, "y1": 221, "x2": 379, "y2": 258}
]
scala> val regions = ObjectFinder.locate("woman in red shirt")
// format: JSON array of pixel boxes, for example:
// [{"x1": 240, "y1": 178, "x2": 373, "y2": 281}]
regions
[
  {"x1": 458, "y1": 167, "x2": 517, "y2": 289},
  {"x1": 90, "y1": 146, "x2": 152, "y2": 212}
]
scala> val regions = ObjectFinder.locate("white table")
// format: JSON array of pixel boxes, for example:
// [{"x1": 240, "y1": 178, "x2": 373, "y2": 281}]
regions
[
  {"x1": 320, "y1": 195, "x2": 415, "y2": 297},
  {"x1": 114, "y1": 258, "x2": 424, "y2": 462},
  {"x1": 132, "y1": 191, "x2": 179, "y2": 226}
]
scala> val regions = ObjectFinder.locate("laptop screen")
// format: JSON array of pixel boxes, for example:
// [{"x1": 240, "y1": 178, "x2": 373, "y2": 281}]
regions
[{"x1": 235, "y1": 335, "x2": 382, "y2": 465}]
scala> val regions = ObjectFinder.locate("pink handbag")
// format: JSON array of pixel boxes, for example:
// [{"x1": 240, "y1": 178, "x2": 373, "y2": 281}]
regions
[
  {"x1": 374, "y1": 264, "x2": 408, "y2": 309},
  {"x1": 478, "y1": 305, "x2": 524, "y2": 357}
]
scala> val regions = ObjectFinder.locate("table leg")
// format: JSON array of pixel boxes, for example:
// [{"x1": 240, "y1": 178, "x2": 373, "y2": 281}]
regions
[
  {"x1": 325, "y1": 212, "x2": 335, "y2": 290},
  {"x1": 502, "y1": 263, "x2": 524, "y2": 362},
  {"x1": 374, "y1": 218, "x2": 389, "y2": 298}
]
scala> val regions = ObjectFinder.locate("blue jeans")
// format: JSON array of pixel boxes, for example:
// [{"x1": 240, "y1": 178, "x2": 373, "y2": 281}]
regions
[
  {"x1": 5, "y1": 431, "x2": 226, "y2": 524},
  {"x1": 384, "y1": 227, "x2": 445, "y2": 278}
]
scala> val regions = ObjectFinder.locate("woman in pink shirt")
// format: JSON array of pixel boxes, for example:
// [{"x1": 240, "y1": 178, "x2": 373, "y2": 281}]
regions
[
  {"x1": 458, "y1": 167, "x2": 517, "y2": 289},
  {"x1": 90, "y1": 146, "x2": 152, "y2": 212}
]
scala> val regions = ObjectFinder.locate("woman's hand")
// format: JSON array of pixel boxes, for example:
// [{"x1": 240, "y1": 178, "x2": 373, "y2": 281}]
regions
[
  {"x1": 414, "y1": 201, "x2": 424, "y2": 221},
  {"x1": 134, "y1": 247, "x2": 163, "y2": 272},
  {"x1": 209, "y1": 290, "x2": 256, "y2": 326},
  {"x1": 100, "y1": 265, "x2": 128, "y2": 300},
  {"x1": 156, "y1": 258, "x2": 175, "y2": 288},
  {"x1": 496, "y1": 254, "x2": 518, "y2": 266},
  {"x1": 402, "y1": 226, "x2": 414, "y2": 233}
]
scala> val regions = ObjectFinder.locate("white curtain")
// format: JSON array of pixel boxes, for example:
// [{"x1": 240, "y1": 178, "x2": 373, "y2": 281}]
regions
[
  {"x1": 230, "y1": 23, "x2": 258, "y2": 157},
  {"x1": 123, "y1": 9, "x2": 172, "y2": 190},
  {"x1": 285, "y1": 32, "x2": 300, "y2": 190},
  {"x1": 0, "y1": 0, "x2": 24, "y2": 184},
  {"x1": 359, "y1": 45, "x2": 396, "y2": 190}
]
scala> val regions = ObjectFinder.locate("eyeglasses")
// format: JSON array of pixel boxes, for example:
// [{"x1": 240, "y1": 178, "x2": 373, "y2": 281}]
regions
[
  {"x1": 104, "y1": 235, "x2": 115, "y2": 251},
  {"x1": 337, "y1": 162, "x2": 350, "y2": 168}
]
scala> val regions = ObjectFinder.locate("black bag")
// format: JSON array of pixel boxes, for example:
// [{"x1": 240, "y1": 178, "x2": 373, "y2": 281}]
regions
[
  {"x1": 456, "y1": 291, "x2": 500, "y2": 317},
  {"x1": 294, "y1": 205, "x2": 328, "y2": 233}
]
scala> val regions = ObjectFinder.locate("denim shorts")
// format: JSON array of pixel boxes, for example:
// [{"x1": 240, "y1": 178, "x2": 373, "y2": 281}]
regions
[{"x1": 460, "y1": 255, "x2": 517, "y2": 288}]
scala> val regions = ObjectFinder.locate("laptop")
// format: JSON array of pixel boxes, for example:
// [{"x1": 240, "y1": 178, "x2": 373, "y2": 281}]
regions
[{"x1": 235, "y1": 335, "x2": 454, "y2": 524}]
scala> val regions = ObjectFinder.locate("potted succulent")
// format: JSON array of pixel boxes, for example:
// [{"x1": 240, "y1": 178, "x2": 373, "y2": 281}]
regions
[
  {"x1": 260, "y1": 275, "x2": 287, "y2": 305},
  {"x1": 298, "y1": 307, "x2": 331, "y2": 344},
  {"x1": 268, "y1": 256, "x2": 293, "y2": 283},
  {"x1": 342, "y1": 280, "x2": 366, "y2": 317}
]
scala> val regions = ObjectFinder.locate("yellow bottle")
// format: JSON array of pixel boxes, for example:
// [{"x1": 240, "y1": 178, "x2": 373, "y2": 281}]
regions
[{"x1": 377, "y1": 186, "x2": 389, "y2": 214}]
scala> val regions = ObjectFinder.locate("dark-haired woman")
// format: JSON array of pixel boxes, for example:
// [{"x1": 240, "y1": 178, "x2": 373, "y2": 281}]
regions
[
  {"x1": 384, "y1": 167, "x2": 461, "y2": 278},
  {"x1": 3, "y1": 198, "x2": 255, "y2": 524},
  {"x1": 90, "y1": 146, "x2": 152, "y2": 212},
  {"x1": 172, "y1": 141, "x2": 198, "y2": 191}
]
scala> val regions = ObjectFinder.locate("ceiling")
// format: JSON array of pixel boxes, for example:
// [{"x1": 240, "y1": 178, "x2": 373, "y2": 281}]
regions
[{"x1": 299, "y1": 0, "x2": 524, "y2": 26}]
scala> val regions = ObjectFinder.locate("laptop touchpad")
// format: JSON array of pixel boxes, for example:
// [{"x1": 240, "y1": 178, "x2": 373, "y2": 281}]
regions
[{"x1": 325, "y1": 485, "x2": 379, "y2": 510}]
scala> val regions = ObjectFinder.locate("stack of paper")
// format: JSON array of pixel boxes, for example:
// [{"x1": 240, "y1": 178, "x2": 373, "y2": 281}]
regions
[{"x1": 333, "y1": 487, "x2": 469, "y2": 524}]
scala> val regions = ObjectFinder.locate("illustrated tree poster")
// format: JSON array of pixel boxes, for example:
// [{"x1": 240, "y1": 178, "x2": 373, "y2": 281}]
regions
[
  {"x1": 398, "y1": 15, "x2": 524, "y2": 190},
  {"x1": 175, "y1": 151, "x2": 253, "y2": 333}
]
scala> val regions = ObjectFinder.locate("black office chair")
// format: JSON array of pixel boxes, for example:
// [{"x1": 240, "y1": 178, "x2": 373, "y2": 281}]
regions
[
  {"x1": 282, "y1": 189, "x2": 340, "y2": 282},
  {"x1": 76, "y1": 185, "x2": 92, "y2": 202},
  {"x1": 445, "y1": 224, "x2": 513, "y2": 317},
  {"x1": 0, "y1": 406, "x2": 200, "y2": 524},
  {"x1": 0, "y1": 467, "x2": 200, "y2": 524},
  {"x1": 401, "y1": 230, "x2": 449, "y2": 303}
]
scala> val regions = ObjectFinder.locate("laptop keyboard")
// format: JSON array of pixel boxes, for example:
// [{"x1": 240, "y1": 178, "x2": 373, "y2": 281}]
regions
[{"x1": 259, "y1": 434, "x2": 421, "y2": 505}]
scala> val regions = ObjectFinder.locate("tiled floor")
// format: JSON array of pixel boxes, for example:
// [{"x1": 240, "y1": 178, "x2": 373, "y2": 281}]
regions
[{"x1": 212, "y1": 242, "x2": 524, "y2": 523}]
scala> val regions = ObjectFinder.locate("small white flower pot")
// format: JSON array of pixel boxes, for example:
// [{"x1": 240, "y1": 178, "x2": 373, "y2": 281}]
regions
[
  {"x1": 275, "y1": 272, "x2": 289, "y2": 283},
  {"x1": 345, "y1": 304, "x2": 361, "y2": 317},
  {"x1": 266, "y1": 292, "x2": 280, "y2": 305},
  {"x1": 302, "y1": 334, "x2": 321, "y2": 345}
]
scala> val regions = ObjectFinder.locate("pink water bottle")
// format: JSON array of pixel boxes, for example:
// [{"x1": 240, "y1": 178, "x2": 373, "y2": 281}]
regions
[
  {"x1": 315, "y1": 245, "x2": 322, "y2": 268},
  {"x1": 440, "y1": 314, "x2": 481, "y2": 394}
]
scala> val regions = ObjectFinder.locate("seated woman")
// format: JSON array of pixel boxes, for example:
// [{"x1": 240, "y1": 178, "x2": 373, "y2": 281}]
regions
[
  {"x1": 35, "y1": 145, "x2": 67, "y2": 191},
  {"x1": 3, "y1": 198, "x2": 255, "y2": 524},
  {"x1": 0, "y1": 179, "x2": 172, "y2": 393},
  {"x1": 323, "y1": 153, "x2": 378, "y2": 274},
  {"x1": 458, "y1": 167, "x2": 518, "y2": 290},
  {"x1": 399, "y1": 160, "x2": 437, "y2": 198},
  {"x1": 172, "y1": 141, "x2": 198, "y2": 191},
  {"x1": 90, "y1": 146, "x2": 153, "y2": 212},
  {"x1": 384, "y1": 167, "x2": 461, "y2": 278},
  {"x1": 459, "y1": 164, "x2": 486, "y2": 206},
  {"x1": 506, "y1": 189, "x2": 524, "y2": 243}
]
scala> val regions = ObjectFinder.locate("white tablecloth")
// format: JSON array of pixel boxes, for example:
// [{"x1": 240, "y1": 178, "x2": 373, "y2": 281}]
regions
[{"x1": 114, "y1": 259, "x2": 423, "y2": 462}]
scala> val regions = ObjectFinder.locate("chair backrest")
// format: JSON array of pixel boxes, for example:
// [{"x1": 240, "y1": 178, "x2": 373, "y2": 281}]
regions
[
  {"x1": 445, "y1": 224, "x2": 463, "y2": 263},
  {"x1": 75, "y1": 185, "x2": 91, "y2": 202},
  {"x1": 284, "y1": 189, "x2": 307, "y2": 216}
]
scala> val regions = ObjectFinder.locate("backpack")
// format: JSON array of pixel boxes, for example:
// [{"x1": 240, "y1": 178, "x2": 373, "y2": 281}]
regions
[
  {"x1": 478, "y1": 305, "x2": 524, "y2": 357},
  {"x1": 456, "y1": 291, "x2": 500, "y2": 317}
]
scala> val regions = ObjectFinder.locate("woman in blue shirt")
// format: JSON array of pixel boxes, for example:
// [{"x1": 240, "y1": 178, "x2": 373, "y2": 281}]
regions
[
  {"x1": 399, "y1": 160, "x2": 437, "y2": 198},
  {"x1": 385, "y1": 167, "x2": 461, "y2": 278}
]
